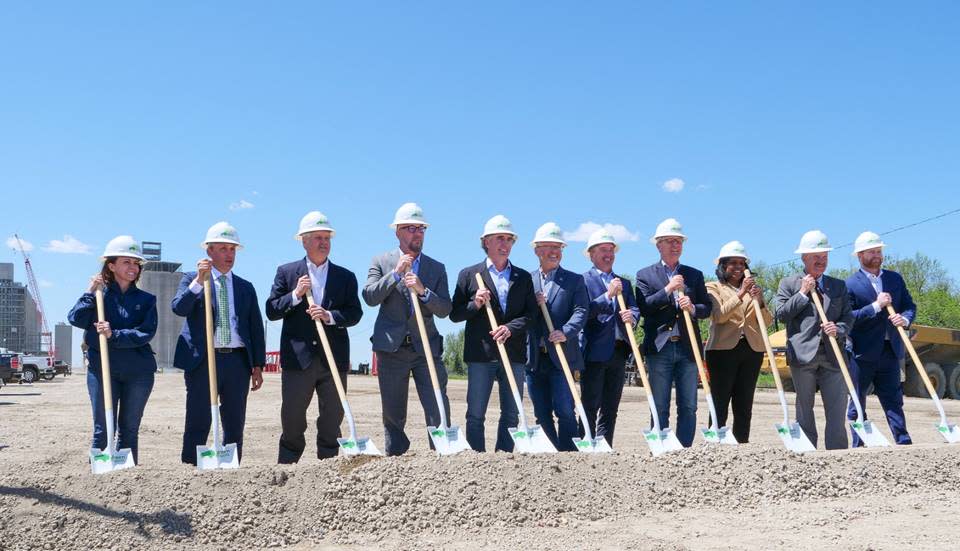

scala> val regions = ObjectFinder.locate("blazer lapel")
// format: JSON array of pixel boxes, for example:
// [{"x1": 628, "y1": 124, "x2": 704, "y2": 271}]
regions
[
  {"x1": 856, "y1": 270, "x2": 877, "y2": 301},
  {"x1": 546, "y1": 268, "x2": 563, "y2": 305},
  {"x1": 821, "y1": 276, "x2": 832, "y2": 313},
  {"x1": 479, "y1": 265, "x2": 504, "y2": 320}
]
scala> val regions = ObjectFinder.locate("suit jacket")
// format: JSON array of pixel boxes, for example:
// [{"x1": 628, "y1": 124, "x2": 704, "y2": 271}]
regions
[
  {"x1": 265, "y1": 258, "x2": 363, "y2": 371},
  {"x1": 580, "y1": 268, "x2": 640, "y2": 363},
  {"x1": 775, "y1": 273, "x2": 853, "y2": 366},
  {"x1": 526, "y1": 265, "x2": 588, "y2": 373},
  {"x1": 635, "y1": 262, "x2": 711, "y2": 359},
  {"x1": 846, "y1": 269, "x2": 916, "y2": 362},
  {"x1": 705, "y1": 280, "x2": 773, "y2": 353},
  {"x1": 450, "y1": 260, "x2": 537, "y2": 364},
  {"x1": 171, "y1": 271, "x2": 267, "y2": 372},
  {"x1": 362, "y1": 250, "x2": 452, "y2": 357}
]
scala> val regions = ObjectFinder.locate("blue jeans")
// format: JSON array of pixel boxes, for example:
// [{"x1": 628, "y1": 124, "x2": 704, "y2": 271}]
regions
[
  {"x1": 466, "y1": 361, "x2": 524, "y2": 452},
  {"x1": 87, "y1": 365, "x2": 155, "y2": 464},
  {"x1": 526, "y1": 356, "x2": 577, "y2": 451},
  {"x1": 645, "y1": 340, "x2": 699, "y2": 447}
]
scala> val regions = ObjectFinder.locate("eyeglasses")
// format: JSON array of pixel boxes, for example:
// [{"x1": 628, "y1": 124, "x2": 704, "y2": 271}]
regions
[{"x1": 400, "y1": 226, "x2": 427, "y2": 234}]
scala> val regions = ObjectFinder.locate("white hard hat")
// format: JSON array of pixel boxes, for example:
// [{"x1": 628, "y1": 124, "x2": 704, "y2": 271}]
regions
[
  {"x1": 296, "y1": 211, "x2": 336, "y2": 239},
  {"x1": 583, "y1": 228, "x2": 619, "y2": 259},
  {"x1": 852, "y1": 231, "x2": 886, "y2": 255},
  {"x1": 480, "y1": 214, "x2": 518, "y2": 239},
  {"x1": 101, "y1": 235, "x2": 145, "y2": 261},
  {"x1": 794, "y1": 230, "x2": 833, "y2": 254},
  {"x1": 202, "y1": 221, "x2": 242, "y2": 249},
  {"x1": 390, "y1": 202, "x2": 429, "y2": 228},
  {"x1": 650, "y1": 218, "x2": 687, "y2": 244},
  {"x1": 530, "y1": 222, "x2": 566, "y2": 248},
  {"x1": 715, "y1": 240, "x2": 750, "y2": 264}
]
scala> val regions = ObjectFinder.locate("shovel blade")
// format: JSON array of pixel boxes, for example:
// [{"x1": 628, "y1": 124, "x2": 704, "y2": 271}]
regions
[
  {"x1": 642, "y1": 428, "x2": 684, "y2": 457},
  {"x1": 775, "y1": 422, "x2": 816, "y2": 453},
  {"x1": 850, "y1": 420, "x2": 891, "y2": 447},
  {"x1": 572, "y1": 436, "x2": 613, "y2": 453},
  {"x1": 509, "y1": 425, "x2": 557, "y2": 454},
  {"x1": 936, "y1": 423, "x2": 960, "y2": 444},
  {"x1": 701, "y1": 426, "x2": 739, "y2": 445},
  {"x1": 338, "y1": 436, "x2": 382, "y2": 456},
  {"x1": 196, "y1": 443, "x2": 239, "y2": 470},
  {"x1": 428, "y1": 424, "x2": 473, "y2": 455},
  {"x1": 89, "y1": 446, "x2": 135, "y2": 475}
]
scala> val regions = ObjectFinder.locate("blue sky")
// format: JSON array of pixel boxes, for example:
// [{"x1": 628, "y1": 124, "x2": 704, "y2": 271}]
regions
[{"x1": 3, "y1": 2, "x2": 959, "y2": 367}]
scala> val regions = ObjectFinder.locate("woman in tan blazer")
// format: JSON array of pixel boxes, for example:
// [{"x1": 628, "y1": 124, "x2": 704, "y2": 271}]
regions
[{"x1": 705, "y1": 241, "x2": 773, "y2": 443}]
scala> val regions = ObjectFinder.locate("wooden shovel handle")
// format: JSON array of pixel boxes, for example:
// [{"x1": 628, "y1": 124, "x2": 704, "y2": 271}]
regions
[
  {"x1": 743, "y1": 270, "x2": 785, "y2": 392},
  {"x1": 677, "y1": 290, "x2": 712, "y2": 395},
  {"x1": 474, "y1": 273, "x2": 523, "y2": 397},
  {"x1": 409, "y1": 288, "x2": 443, "y2": 392},
  {"x1": 306, "y1": 294, "x2": 350, "y2": 404},
  {"x1": 615, "y1": 294, "x2": 654, "y2": 392},
  {"x1": 808, "y1": 291, "x2": 858, "y2": 397},
  {"x1": 203, "y1": 275, "x2": 219, "y2": 406},
  {"x1": 537, "y1": 301, "x2": 584, "y2": 409},
  {"x1": 886, "y1": 305, "x2": 938, "y2": 399},
  {"x1": 94, "y1": 288, "x2": 114, "y2": 406}
]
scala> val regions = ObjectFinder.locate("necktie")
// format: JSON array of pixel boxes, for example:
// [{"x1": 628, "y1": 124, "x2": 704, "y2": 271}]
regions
[{"x1": 217, "y1": 274, "x2": 231, "y2": 346}]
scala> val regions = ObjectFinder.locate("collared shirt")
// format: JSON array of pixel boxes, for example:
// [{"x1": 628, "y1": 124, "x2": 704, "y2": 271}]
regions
[
  {"x1": 594, "y1": 267, "x2": 626, "y2": 342},
  {"x1": 189, "y1": 267, "x2": 244, "y2": 348},
  {"x1": 538, "y1": 267, "x2": 557, "y2": 299},
  {"x1": 861, "y1": 268, "x2": 884, "y2": 313},
  {"x1": 290, "y1": 258, "x2": 334, "y2": 325},
  {"x1": 391, "y1": 250, "x2": 434, "y2": 304},
  {"x1": 662, "y1": 260, "x2": 681, "y2": 339},
  {"x1": 486, "y1": 258, "x2": 512, "y2": 311}
]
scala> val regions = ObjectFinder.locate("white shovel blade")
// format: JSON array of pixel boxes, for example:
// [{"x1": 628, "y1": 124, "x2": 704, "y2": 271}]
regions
[
  {"x1": 776, "y1": 422, "x2": 816, "y2": 453},
  {"x1": 509, "y1": 425, "x2": 557, "y2": 454},
  {"x1": 642, "y1": 428, "x2": 684, "y2": 456},
  {"x1": 338, "y1": 436, "x2": 382, "y2": 456},
  {"x1": 428, "y1": 424, "x2": 473, "y2": 455},
  {"x1": 89, "y1": 446, "x2": 135, "y2": 475},
  {"x1": 196, "y1": 443, "x2": 239, "y2": 470},
  {"x1": 850, "y1": 420, "x2": 891, "y2": 447},
  {"x1": 701, "y1": 426, "x2": 739, "y2": 445},
  {"x1": 936, "y1": 423, "x2": 960, "y2": 444},
  {"x1": 572, "y1": 436, "x2": 613, "y2": 453}
]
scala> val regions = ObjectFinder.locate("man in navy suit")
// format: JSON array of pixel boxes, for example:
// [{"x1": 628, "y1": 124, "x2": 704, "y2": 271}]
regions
[
  {"x1": 846, "y1": 231, "x2": 916, "y2": 446},
  {"x1": 524, "y1": 223, "x2": 588, "y2": 452},
  {"x1": 450, "y1": 215, "x2": 537, "y2": 452},
  {"x1": 172, "y1": 222, "x2": 266, "y2": 465},
  {"x1": 635, "y1": 218, "x2": 711, "y2": 447},
  {"x1": 266, "y1": 211, "x2": 364, "y2": 462},
  {"x1": 580, "y1": 229, "x2": 639, "y2": 447}
]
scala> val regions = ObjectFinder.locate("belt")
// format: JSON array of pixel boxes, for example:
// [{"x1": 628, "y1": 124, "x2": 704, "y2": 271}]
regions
[
  {"x1": 668, "y1": 336, "x2": 681, "y2": 342},
  {"x1": 400, "y1": 335, "x2": 414, "y2": 347},
  {"x1": 539, "y1": 344, "x2": 549, "y2": 355},
  {"x1": 215, "y1": 347, "x2": 246, "y2": 354}
]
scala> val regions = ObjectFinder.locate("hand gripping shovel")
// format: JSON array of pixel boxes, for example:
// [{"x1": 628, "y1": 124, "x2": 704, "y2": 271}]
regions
[
  {"x1": 538, "y1": 301, "x2": 612, "y2": 453},
  {"x1": 306, "y1": 295, "x2": 381, "y2": 456},
  {"x1": 887, "y1": 305, "x2": 960, "y2": 443},
  {"x1": 474, "y1": 273, "x2": 556, "y2": 453},
  {"x1": 678, "y1": 291, "x2": 738, "y2": 445},
  {"x1": 617, "y1": 294, "x2": 684, "y2": 456},
  {"x1": 89, "y1": 288, "x2": 136, "y2": 475},
  {"x1": 809, "y1": 292, "x2": 890, "y2": 447},
  {"x1": 745, "y1": 270, "x2": 814, "y2": 453},
  {"x1": 409, "y1": 288, "x2": 472, "y2": 455},
  {"x1": 196, "y1": 275, "x2": 239, "y2": 470}
]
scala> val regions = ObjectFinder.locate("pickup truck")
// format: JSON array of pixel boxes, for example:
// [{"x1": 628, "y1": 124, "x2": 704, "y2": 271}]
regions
[
  {"x1": 18, "y1": 354, "x2": 58, "y2": 383},
  {"x1": 0, "y1": 352, "x2": 22, "y2": 384}
]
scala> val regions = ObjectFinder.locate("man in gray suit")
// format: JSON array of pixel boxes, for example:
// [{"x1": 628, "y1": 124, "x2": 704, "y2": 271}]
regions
[
  {"x1": 775, "y1": 230, "x2": 854, "y2": 450},
  {"x1": 362, "y1": 203, "x2": 453, "y2": 456}
]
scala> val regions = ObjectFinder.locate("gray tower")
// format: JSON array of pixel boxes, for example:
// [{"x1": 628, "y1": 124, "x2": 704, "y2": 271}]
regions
[{"x1": 137, "y1": 242, "x2": 183, "y2": 373}]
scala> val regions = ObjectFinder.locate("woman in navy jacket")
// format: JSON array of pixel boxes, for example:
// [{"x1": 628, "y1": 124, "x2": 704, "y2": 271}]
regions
[{"x1": 68, "y1": 236, "x2": 158, "y2": 464}]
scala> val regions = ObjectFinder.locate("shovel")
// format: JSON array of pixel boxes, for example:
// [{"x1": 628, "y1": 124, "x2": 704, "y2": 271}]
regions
[
  {"x1": 886, "y1": 305, "x2": 960, "y2": 443},
  {"x1": 195, "y1": 275, "x2": 239, "y2": 470},
  {"x1": 617, "y1": 294, "x2": 684, "y2": 456},
  {"x1": 678, "y1": 291, "x2": 738, "y2": 445},
  {"x1": 89, "y1": 288, "x2": 136, "y2": 475},
  {"x1": 538, "y1": 301, "x2": 612, "y2": 453},
  {"x1": 809, "y1": 291, "x2": 890, "y2": 447},
  {"x1": 474, "y1": 273, "x2": 556, "y2": 453},
  {"x1": 745, "y1": 270, "x2": 815, "y2": 453},
  {"x1": 306, "y1": 295, "x2": 381, "y2": 456},
  {"x1": 409, "y1": 288, "x2": 472, "y2": 455}
]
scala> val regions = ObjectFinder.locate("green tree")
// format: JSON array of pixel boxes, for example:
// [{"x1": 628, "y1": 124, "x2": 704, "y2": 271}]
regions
[{"x1": 442, "y1": 329, "x2": 466, "y2": 376}]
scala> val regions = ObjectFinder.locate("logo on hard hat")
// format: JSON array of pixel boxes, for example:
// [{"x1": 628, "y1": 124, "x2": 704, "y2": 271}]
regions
[
  {"x1": 129, "y1": 245, "x2": 139, "y2": 252},
  {"x1": 549, "y1": 229, "x2": 561, "y2": 237},
  {"x1": 316, "y1": 218, "x2": 327, "y2": 225},
  {"x1": 817, "y1": 238, "x2": 828, "y2": 247},
  {"x1": 497, "y1": 222, "x2": 509, "y2": 229},
  {"x1": 670, "y1": 224, "x2": 681, "y2": 231},
  {"x1": 221, "y1": 231, "x2": 234, "y2": 237}
]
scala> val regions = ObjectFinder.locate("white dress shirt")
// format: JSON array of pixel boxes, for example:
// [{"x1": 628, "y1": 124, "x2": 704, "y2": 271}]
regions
[
  {"x1": 290, "y1": 258, "x2": 334, "y2": 325},
  {"x1": 189, "y1": 267, "x2": 245, "y2": 348}
]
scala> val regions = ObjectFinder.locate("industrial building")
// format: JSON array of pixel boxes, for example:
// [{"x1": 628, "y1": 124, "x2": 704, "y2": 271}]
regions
[
  {"x1": 0, "y1": 262, "x2": 41, "y2": 353},
  {"x1": 54, "y1": 322, "x2": 72, "y2": 364},
  {"x1": 137, "y1": 241, "x2": 184, "y2": 372}
]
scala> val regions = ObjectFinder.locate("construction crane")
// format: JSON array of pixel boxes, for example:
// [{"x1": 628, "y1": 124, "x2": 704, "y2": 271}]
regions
[{"x1": 12, "y1": 234, "x2": 53, "y2": 360}]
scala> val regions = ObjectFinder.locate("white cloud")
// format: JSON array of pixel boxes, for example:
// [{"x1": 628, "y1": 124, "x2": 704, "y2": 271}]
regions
[
  {"x1": 563, "y1": 222, "x2": 641, "y2": 243},
  {"x1": 38, "y1": 279, "x2": 53, "y2": 288},
  {"x1": 229, "y1": 199, "x2": 255, "y2": 211},
  {"x1": 662, "y1": 178, "x2": 685, "y2": 193},
  {"x1": 6, "y1": 236, "x2": 33, "y2": 252},
  {"x1": 43, "y1": 235, "x2": 93, "y2": 254}
]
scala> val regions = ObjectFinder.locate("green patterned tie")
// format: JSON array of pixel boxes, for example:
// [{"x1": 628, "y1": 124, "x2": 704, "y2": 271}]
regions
[{"x1": 216, "y1": 274, "x2": 231, "y2": 346}]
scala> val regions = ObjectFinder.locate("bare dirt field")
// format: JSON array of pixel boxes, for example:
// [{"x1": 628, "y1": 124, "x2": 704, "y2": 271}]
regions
[{"x1": 1, "y1": 372, "x2": 958, "y2": 550}]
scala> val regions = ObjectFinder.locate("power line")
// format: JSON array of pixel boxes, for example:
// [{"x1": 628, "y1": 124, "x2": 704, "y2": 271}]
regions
[{"x1": 769, "y1": 206, "x2": 960, "y2": 267}]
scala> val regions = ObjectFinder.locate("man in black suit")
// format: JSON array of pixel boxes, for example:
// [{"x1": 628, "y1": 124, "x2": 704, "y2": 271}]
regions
[
  {"x1": 635, "y1": 218, "x2": 711, "y2": 447},
  {"x1": 450, "y1": 214, "x2": 537, "y2": 452},
  {"x1": 266, "y1": 211, "x2": 363, "y2": 462}
]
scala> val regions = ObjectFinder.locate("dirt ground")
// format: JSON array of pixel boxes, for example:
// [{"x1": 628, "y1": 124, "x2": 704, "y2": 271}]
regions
[{"x1": 1, "y1": 371, "x2": 959, "y2": 550}]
